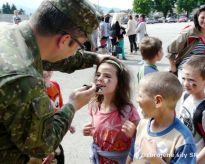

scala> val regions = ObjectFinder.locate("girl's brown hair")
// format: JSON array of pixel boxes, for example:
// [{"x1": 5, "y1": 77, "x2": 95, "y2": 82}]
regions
[{"x1": 95, "y1": 58, "x2": 132, "y2": 116}]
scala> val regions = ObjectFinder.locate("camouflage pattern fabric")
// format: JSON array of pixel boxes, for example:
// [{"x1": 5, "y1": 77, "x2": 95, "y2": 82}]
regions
[
  {"x1": 49, "y1": 0, "x2": 99, "y2": 36},
  {"x1": 0, "y1": 21, "x2": 97, "y2": 164},
  {"x1": 43, "y1": 50, "x2": 98, "y2": 72}
]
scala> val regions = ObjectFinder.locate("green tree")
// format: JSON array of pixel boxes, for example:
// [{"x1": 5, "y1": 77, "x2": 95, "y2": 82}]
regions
[
  {"x1": 176, "y1": 0, "x2": 197, "y2": 17},
  {"x1": 19, "y1": 8, "x2": 25, "y2": 15},
  {"x1": 2, "y1": 4, "x2": 6, "y2": 13},
  {"x1": 2, "y1": 2, "x2": 11, "y2": 14},
  {"x1": 153, "y1": 0, "x2": 176, "y2": 18},
  {"x1": 133, "y1": 0, "x2": 153, "y2": 16},
  {"x1": 198, "y1": 0, "x2": 205, "y2": 6},
  {"x1": 11, "y1": 4, "x2": 17, "y2": 13}
]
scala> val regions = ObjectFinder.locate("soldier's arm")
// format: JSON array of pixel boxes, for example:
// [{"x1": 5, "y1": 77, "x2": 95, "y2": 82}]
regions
[
  {"x1": 0, "y1": 75, "x2": 74, "y2": 158},
  {"x1": 42, "y1": 50, "x2": 98, "y2": 73}
]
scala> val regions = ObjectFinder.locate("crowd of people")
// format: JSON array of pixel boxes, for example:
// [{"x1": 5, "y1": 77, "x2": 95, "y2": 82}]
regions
[
  {"x1": 89, "y1": 12, "x2": 147, "y2": 61},
  {"x1": 0, "y1": 0, "x2": 205, "y2": 163}
]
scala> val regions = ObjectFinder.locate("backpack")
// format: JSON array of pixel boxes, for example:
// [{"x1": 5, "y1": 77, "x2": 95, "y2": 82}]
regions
[{"x1": 183, "y1": 93, "x2": 205, "y2": 140}]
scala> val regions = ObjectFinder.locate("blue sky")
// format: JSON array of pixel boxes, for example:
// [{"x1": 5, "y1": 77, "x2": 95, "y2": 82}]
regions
[{"x1": 0, "y1": 0, "x2": 134, "y2": 14}]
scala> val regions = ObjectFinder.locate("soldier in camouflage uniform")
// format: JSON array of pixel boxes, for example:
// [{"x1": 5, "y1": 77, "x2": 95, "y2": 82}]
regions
[{"x1": 0, "y1": 0, "x2": 110, "y2": 163}]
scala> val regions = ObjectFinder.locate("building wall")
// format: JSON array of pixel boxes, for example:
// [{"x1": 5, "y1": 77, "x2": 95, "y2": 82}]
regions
[{"x1": 0, "y1": 14, "x2": 29, "y2": 23}]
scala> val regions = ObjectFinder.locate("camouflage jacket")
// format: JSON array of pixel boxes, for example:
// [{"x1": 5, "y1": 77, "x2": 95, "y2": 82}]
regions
[
  {"x1": 0, "y1": 21, "x2": 97, "y2": 164},
  {"x1": 167, "y1": 26, "x2": 200, "y2": 65}
]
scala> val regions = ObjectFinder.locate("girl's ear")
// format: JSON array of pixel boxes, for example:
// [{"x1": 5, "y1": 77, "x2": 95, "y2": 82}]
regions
[
  {"x1": 154, "y1": 95, "x2": 163, "y2": 108},
  {"x1": 57, "y1": 34, "x2": 72, "y2": 49}
]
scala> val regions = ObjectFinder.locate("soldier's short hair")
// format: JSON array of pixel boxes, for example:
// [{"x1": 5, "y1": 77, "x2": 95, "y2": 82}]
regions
[{"x1": 30, "y1": 0, "x2": 99, "y2": 38}]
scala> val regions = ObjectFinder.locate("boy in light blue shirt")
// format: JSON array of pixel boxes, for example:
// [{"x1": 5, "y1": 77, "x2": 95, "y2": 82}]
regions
[{"x1": 137, "y1": 37, "x2": 163, "y2": 83}]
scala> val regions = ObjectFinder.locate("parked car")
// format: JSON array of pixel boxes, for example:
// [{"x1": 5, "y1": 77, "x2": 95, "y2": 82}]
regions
[
  {"x1": 189, "y1": 14, "x2": 194, "y2": 21},
  {"x1": 166, "y1": 17, "x2": 177, "y2": 23},
  {"x1": 121, "y1": 16, "x2": 128, "y2": 24},
  {"x1": 158, "y1": 17, "x2": 165, "y2": 23},
  {"x1": 146, "y1": 18, "x2": 158, "y2": 24},
  {"x1": 178, "y1": 16, "x2": 188, "y2": 22}
]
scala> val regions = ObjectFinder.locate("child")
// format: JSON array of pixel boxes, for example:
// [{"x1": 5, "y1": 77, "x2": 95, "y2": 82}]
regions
[
  {"x1": 130, "y1": 72, "x2": 196, "y2": 163},
  {"x1": 111, "y1": 21, "x2": 126, "y2": 59},
  {"x1": 116, "y1": 21, "x2": 126, "y2": 60},
  {"x1": 13, "y1": 10, "x2": 21, "y2": 25},
  {"x1": 137, "y1": 36, "x2": 163, "y2": 83},
  {"x1": 179, "y1": 56, "x2": 205, "y2": 163},
  {"x1": 43, "y1": 71, "x2": 75, "y2": 164},
  {"x1": 83, "y1": 58, "x2": 140, "y2": 163}
]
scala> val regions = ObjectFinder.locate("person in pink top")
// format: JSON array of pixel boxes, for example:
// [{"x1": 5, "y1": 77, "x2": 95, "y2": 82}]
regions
[{"x1": 83, "y1": 58, "x2": 140, "y2": 164}]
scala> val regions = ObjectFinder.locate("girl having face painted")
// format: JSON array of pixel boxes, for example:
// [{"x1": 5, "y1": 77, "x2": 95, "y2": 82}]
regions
[{"x1": 83, "y1": 58, "x2": 140, "y2": 164}]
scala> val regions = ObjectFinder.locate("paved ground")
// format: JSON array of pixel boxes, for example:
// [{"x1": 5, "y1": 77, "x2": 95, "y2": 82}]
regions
[{"x1": 52, "y1": 22, "x2": 192, "y2": 164}]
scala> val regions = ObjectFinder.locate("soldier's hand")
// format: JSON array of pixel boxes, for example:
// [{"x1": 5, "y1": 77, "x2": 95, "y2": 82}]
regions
[{"x1": 68, "y1": 83, "x2": 96, "y2": 110}]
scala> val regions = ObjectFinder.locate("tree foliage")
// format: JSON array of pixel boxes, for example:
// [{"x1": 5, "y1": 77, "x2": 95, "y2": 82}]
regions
[
  {"x1": 1, "y1": 3, "x2": 21, "y2": 14},
  {"x1": 2, "y1": 2, "x2": 11, "y2": 14},
  {"x1": 11, "y1": 4, "x2": 17, "y2": 13},
  {"x1": 153, "y1": 0, "x2": 176, "y2": 17},
  {"x1": 133, "y1": 0, "x2": 177, "y2": 17},
  {"x1": 176, "y1": 0, "x2": 198, "y2": 17},
  {"x1": 19, "y1": 8, "x2": 25, "y2": 15},
  {"x1": 133, "y1": 0, "x2": 153, "y2": 16},
  {"x1": 198, "y1": 0, "x2": 205, "y2": 6}
]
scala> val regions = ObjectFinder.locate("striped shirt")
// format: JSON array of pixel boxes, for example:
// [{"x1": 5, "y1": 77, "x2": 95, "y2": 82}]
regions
[{"x1": 178, "y1": 38, "x2": 205, "y2": 70}]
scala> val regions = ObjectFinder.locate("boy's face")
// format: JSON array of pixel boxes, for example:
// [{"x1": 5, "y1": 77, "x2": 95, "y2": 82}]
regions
[
  {"x1": 137, "y1": 84, "x2": 156, "y2": 118},
  {"x1": 156, "y1": 48, "x2": 163, "y2": 61},
  {"x1": 182, "y1": 66, "x2": 205, "y2": 95}
]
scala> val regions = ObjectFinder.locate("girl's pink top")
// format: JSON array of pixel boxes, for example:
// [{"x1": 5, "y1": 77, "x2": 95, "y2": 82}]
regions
[{"x1": 89, "y1": 102, "x2": 140, "y2": 163}]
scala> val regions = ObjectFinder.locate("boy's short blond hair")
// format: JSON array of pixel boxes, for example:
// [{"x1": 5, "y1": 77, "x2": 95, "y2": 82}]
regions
[
  {"x1": 184, "y1": 56, "x2": 205, "y2": 80},
  {"x1": 139, "y1": 37, "x2": 162, "y2": 60},
  {"x1": 139, "y1": 72, "x2": 183, "y2": 109}
]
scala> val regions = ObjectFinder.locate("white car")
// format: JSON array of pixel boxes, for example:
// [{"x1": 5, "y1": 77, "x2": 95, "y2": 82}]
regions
[
  {"x1": 146, "y1": 18, "x2": 158, "y2": 24},
  {"x1": 166, "y1": 17, "x2": 177, "y2": 23}
]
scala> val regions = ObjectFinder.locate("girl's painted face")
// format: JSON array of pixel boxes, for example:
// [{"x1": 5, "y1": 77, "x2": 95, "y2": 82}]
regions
[
  {"x1": 182, "y1": 66, "x2": 205, "y2": 96},
  {"x1": 198, "y1": 11, "x2": 205, "y2": 30},
  {"x1": 95, "y1": 63, "x2": 118, "y2": 96}
]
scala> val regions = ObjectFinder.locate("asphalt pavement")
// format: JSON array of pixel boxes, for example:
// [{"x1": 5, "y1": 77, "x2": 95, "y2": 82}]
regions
[{"x1": 52, "y1": 22, "x2": 192, "y2": 164}]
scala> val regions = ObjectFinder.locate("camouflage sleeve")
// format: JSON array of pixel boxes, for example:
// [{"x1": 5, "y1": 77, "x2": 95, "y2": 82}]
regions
[
  {"x1": 0, "y1": 75, "x2": 75, "y2": 158},
  {"x1": 42, "y1": 50, "x2": 98, "y2": 73},
  {"x1": 167, "y1": 33, "x2": 187, "y2": 59}
]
